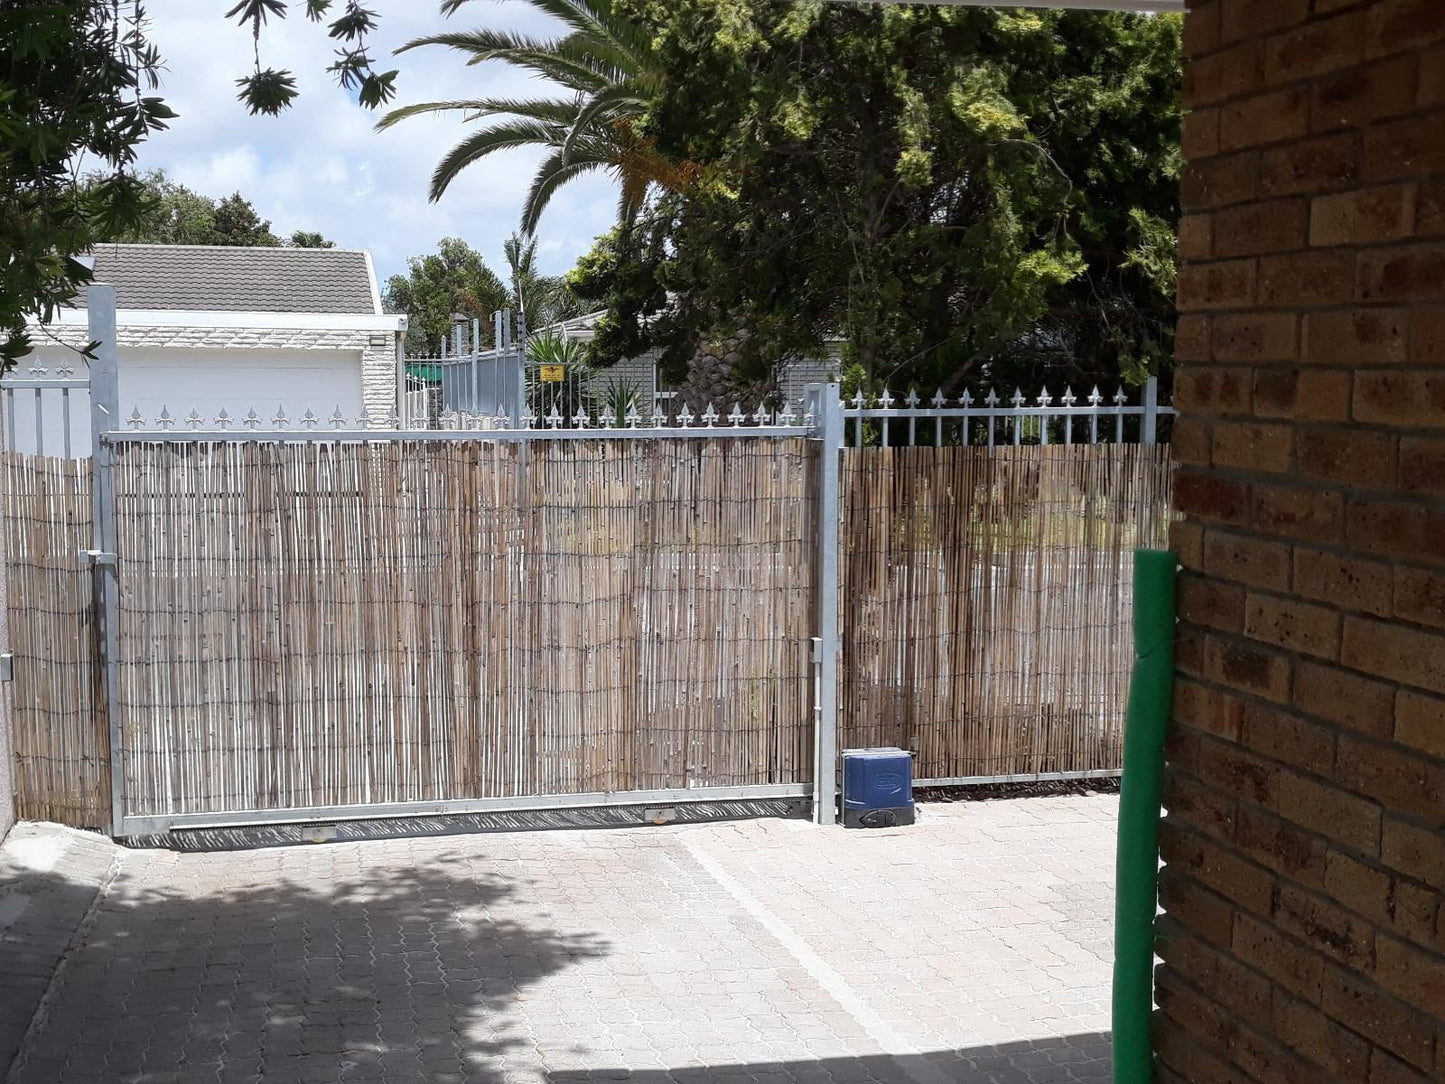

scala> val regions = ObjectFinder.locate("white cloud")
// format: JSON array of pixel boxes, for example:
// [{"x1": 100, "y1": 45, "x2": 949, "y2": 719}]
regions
[{"x1": 132, "y1": 0, "x2": 618, "y2": 284}]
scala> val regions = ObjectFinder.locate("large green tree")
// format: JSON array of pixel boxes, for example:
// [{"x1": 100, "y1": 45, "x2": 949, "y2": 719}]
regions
[
  {"x1": 1, "y1": 1, "x2": 171, "y2": 367},
  {"x1": 85, "y1": 170, "x2": 335, "y2": 248},
  {"x1": 384, "y1": 237, "x2": 509, "y2": 355},
  {"x1": 2, "y1": 0, "x2": 392, "y2": 366},
  {"x1": 573, "y1": 2, "x2": 1181, "y2": 398}
]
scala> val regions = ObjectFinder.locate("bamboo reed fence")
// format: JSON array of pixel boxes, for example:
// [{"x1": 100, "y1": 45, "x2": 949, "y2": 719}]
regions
[
  {"x1": 3, "y1": 435, "x2": 1172, "y2": 829},
  {"x1": 109, "y1": 438, "x2": 816, "y2": 818},
  {"x1": 840, "y1": 443, "x2": 1173, "y2": 780},
  {"x1": 0, "y1": 453, "x2": 108, "y2": 827}
]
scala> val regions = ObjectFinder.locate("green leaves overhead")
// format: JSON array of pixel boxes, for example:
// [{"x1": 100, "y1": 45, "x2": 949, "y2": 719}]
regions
[
  {"x1": 572, "y1": 1, "x2": 1182, "y2": 396},
  {"x1": 228, "y1": 0, "x2": 394, "y2": 115},
  {"x1": 0, "y1": 0, "x2": 168, "y2": 368}
]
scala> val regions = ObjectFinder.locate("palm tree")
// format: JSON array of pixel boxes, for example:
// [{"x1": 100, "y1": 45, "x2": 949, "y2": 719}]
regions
[
  {"x1": 503, "y1": 231, "x2": 587, "y2": 328},
  {"x1": 378, "y1": 0, "x2": 694, "y2": 235}
]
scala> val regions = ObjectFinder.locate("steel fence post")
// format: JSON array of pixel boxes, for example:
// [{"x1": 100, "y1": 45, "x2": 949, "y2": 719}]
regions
[
  {"x1": 1142, "y1": 377, "x2": 1159, "y2": 445},
  {"x1": 87, "y1": 285, "x2": 125, "y2": 836},
  {"x1": 808, "y1": 382, "x2": 843, "y2": 826}
]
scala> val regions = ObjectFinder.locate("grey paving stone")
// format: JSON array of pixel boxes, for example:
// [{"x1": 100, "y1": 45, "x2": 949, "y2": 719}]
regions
[{"x1": 10, "y1": 796, "x2": 1118, "y2": 1082}]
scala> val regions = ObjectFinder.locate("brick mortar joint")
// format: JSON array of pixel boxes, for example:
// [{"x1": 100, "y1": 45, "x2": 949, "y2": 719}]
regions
[
  {"x1": 1169, "y1": 711, "x2": 1445, "y2": 845},
  {"x1": 1153, "y1": 923, "x2": 1438, "y2": 1066}
]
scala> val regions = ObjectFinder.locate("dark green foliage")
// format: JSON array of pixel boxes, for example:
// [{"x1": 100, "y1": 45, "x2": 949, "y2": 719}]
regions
[
  {"x1": 574, "y1": 2, "x2": 1182, "y2": 397},
  {"x1": 383, "y1": 237, "x2": 509, "y2": 356},
  {"x1": 83, "y1": 170, "x2": 334, "y2": 248},
  {"x1": 287, "y1": 229, "x2": 335, "y2": 249},
  {"x1": 228, "y1": 0, "x2": 396, "y2": 115},
  {"x1": 0, "y1": 1, "x2": 172, "y2": 368}
]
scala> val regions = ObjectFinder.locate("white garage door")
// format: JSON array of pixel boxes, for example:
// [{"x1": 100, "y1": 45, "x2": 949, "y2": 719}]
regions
[
  {"x1": 4, "y1": 346, "x2": 366, "y2": 456},
  {"x1": 120, "y1": 347, "x2": 365, "y2": 426}
]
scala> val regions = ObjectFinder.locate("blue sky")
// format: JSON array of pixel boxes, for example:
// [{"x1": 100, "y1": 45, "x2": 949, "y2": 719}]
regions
[{"x1": 127, "y1": 1, "x2": 619, "y2": 287}]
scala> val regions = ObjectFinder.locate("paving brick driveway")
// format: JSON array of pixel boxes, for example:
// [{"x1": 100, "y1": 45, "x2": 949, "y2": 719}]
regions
[{"x1": 12, "y1": 796, "x2": 1117, "y2": 1084}]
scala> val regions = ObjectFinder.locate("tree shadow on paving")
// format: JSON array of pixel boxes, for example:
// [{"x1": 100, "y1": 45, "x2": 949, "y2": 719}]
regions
[
  {"x1": 9, "y1": 848, "x2": 608, "y2": 1084},
  {"x1": 550, "y1": 1033, "x2": 1113, "y2": 1084}
]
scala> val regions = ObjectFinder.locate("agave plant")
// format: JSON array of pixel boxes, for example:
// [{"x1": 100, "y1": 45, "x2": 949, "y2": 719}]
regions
[
  {"x1": 378, "y1": 0, "x2": 695, "y2": 234},
  {"x1": 526, "y1": 330, "x2": 590, "y2": 421},
  {"x1": 597, "y1": 377, "x2": 642, "y2": 428}
]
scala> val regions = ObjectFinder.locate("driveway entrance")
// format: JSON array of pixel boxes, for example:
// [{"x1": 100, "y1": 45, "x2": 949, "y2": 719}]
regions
[{"x1": 10, "y1": 797, "x2": 1117, "y2": 1083}]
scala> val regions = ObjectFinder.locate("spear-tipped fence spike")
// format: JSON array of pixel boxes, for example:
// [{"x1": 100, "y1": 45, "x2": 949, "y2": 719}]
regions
[
  {"x1": 1061, "y1": 387, "x2": 1077, "y2": 407},
  {"x1": 1114, "y1": 386, "x2": 1127, "y2": 404},
  {"x1": 1011, "y1": 388, "x2": 1025, "y2": 407},
  {"x1": 879, "y1": 388, "x2": 895, "y2": 409},
  {"x1": 931, "y1": 389, "x2": 947, "y2": 408},
  {"x1": 678, "y1": 405, "x2": 695, "y2": 428},
  {"x1": 702, "y1": 404, "x2": 718, "y2": 427},
  {"x1": 127, "y1": 407, "x2": 144, "y2": 430},
  {"x1": 272, "y1": 406, "x2": 289, "y2": 430},
  {"x1": 752, "y1": 404, "x2": 770, "y2": 426},
  {"x1": 651, "y1": 405, "x2": 667, "y2": 428},
  {"x1": 1038, "y1": 387, "x2": 1053, "y2": 407},
  {"x1": 388, "y1": 410, "x2": 401, "y2": 430},
  {"x1": 358, "y1": 409, "x2": 373, "y2": 430},
  {"x1": 905, "y1": 389, "x2": 920, "y2": 407},
  {"x1": 216, "y1": 408, "x2": 233, "y2": 430},
  {"x1": 186, "y1": 408, "x2": 203, "y2": 430},
  {"x1": 1088, "y1": 386, "x2": 1103, "y2": 405},
  {"x1": 302, "y1": 409, "x2": 319, "y2": 430},
  {"x1": 779, "y1": 401, "x2": 797, "y2": 426},
  {"x1": 850, "y1": 390, "x2": 866, "y2": 410},
  {"x1": 157, "y1": 406, "x2": 174, "y2": 430},
  {"x1": 984, "y1": 388, "x2": 1000, "y2": 406},
  {"x1": 244, "y1": 408, "x2": 261, "y2": 430},
  {"x1": 961, "y1": 390, "x2": 974, "y2": 407},
  {"x1": 625, "y1": 403, "x2": 641, "y2": 428},
  {"x1": 727, "y1": 403, "x2": 745, "y2": 427},
  {"x1": 330, "y1": 407, "x2": 346, "y2": 429}
]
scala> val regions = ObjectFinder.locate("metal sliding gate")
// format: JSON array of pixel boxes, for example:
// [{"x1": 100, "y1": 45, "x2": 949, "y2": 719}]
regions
[
  {"x1": 3, "y1": 287, "x2": 1172, "y2": 838},
  {"x1": 65, "y1": 289, "x2": 838, "y2": 836}
]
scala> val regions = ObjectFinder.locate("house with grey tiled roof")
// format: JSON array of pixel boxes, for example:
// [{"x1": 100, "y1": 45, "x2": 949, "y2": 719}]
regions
[{"x1": 19, "y1": 244, "x2": 405, "y2": 449}]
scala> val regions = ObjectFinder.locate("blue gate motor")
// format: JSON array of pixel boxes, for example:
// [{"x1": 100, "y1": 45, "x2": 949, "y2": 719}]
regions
[{"x1": 841, "y1": 747, "x2": 915, "y2": 828}]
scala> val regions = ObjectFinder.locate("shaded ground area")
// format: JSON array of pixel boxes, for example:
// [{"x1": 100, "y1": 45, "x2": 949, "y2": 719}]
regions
[
  {"x1": 4, "y1": 796, "x2": 1118, "y2": 1083},
  {"x1": 0, "y1": 822, "x2": 115, "y2": 1080}
]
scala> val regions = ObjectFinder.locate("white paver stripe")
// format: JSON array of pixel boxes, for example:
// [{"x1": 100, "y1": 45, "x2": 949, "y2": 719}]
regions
[{"x1": 681, "y1": 832, "x2": 957, "y2": 1084}]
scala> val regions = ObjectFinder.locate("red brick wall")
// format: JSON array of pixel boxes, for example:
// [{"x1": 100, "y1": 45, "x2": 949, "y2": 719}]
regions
[{"x1": 1160, "y1": 2, "x2": 1445, "y2": 1081}]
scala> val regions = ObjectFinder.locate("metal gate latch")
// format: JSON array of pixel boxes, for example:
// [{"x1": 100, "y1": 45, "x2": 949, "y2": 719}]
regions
[{"x1": 80, "y1": 550, "x2": 118, "y2": 567}]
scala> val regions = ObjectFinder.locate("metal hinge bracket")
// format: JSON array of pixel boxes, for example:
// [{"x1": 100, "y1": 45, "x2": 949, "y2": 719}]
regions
[{"x1": 80, "y1": 550, "x2": 117, "y2": 567}]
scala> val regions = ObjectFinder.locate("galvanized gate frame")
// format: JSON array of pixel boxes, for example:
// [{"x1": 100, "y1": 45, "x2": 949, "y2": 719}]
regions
[{"x1": 77, "y1": 289, "x2": 845, "y2": 837}]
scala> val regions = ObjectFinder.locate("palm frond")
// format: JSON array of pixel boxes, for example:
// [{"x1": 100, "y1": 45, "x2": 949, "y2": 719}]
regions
[
  {"x1": 396, "y1": 30, "x2": 616, "y2": 93},
  {"x1": 377, "y1": 97, "x2": 580, "y2": 131},
  {"x1": 563, "y1": 83, "x2": 649, "y2": 160},
  {"x1": 429, "y1": 120, "x2": 569, "y2": 200},
  {"x1": 522, "y1": 147, "x2": 607, "y2": 235}
]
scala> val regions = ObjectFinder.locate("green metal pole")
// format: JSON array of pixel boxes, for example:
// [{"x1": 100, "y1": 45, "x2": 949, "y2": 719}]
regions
[{"x1": 1112, "y1": 548, "x2": 1176, "y2": 1084}]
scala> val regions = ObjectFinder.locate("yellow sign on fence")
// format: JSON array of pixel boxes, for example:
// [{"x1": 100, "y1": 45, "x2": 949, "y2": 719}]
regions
[{"x1": 539, "y1": 365, "x2": 565, "y2": 382}]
